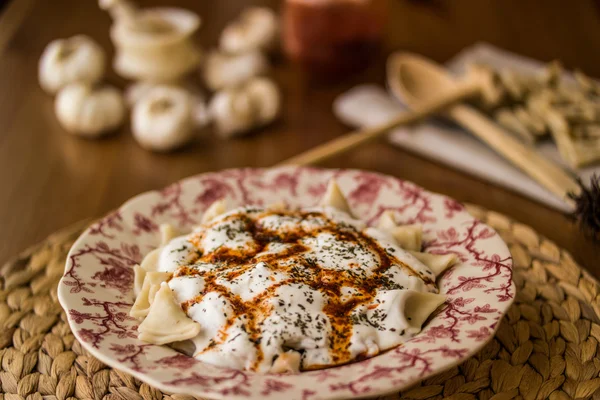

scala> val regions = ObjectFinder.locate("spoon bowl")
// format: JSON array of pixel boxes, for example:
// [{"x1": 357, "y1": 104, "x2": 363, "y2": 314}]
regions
[{"x1": 387, "y1": 52, "x2": 461, "y2": 107}]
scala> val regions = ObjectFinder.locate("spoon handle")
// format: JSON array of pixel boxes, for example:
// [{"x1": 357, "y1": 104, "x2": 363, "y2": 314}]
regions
[
  {"x1": 448, "y1": 104, "x2": 580, "y2": 203},
  {"x1": 278, "y1": 83, "x2": 480, "y2": 167}
]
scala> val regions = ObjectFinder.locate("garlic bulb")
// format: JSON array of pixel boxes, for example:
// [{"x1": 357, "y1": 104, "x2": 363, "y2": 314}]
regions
[
  {"x1": 39, "y1": 35, "x2": 106, "y2": 94},
  {"x1": 132, "y1": 85, "x2": 199, "y2": 151},
  {"x1": 203, "y1": 50, "x2": 268, "y2": 91},
  {"x1": 55, "y1": 83, "x2": 126, "y2": 137},
  {"x1": 220, "y1": 7, "x2": 278, "y2": 54},
  {"x1": 210, "y1": 77, "x2": 280, "y2": 138},
  {"x1": 127, "y1": 82, "x2": 210, "y2": 128}
]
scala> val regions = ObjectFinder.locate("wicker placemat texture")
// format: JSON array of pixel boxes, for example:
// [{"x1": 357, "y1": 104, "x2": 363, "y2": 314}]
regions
[{"x1": 0, "y1": 205, "x2": 599, "y2": 400}]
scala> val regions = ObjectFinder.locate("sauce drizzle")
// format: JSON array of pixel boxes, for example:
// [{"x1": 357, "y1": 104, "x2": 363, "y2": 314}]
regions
[{"x1": 172, "y1": 208, "x2": 434, "y2": 370}]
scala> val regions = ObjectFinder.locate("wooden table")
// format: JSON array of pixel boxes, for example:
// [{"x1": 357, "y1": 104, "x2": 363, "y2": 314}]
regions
[{"x1": 0, "y1": 0, "x2": 598, "y2": 270}]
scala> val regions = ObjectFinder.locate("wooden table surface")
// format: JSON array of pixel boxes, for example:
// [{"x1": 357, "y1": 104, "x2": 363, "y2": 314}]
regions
[{"x1": 0, "y1": 0, "x2": 598, "y2": 270}]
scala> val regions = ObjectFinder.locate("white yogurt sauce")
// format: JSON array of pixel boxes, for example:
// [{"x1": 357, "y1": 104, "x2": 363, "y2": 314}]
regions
[{"x1": 157, "y1": 205, "x2": 438, "y2": 372}]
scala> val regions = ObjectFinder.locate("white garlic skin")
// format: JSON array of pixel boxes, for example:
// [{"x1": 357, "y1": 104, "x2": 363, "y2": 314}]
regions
[
  {"x1": 132, "y1": 86, "x2": 198, "y2": 152},
  {"x1": 209, "y1": 89, "x2": 255, "y2": 138},
  {"x1": 55, "y1": 83, "x2": 125, "y2": 137},
  {"x1": 203, "y1": 50, "x2": 268, "y2": 91},
  {"x1": 220, "y1": 7, "x2": 278, "y2": 54},
  {"x1": 209, "y1": 77, "x2": 280, "y2": 138},
  {"x1": 245, "y1": 77, "x2": 280, "y2": 124},
  {"x1": 39, "y1": 35, "x2": 106, "y2": 94},
  {"x1": 125, "y1": 81, "x2": 160, "y2": 107},
  {"x1": 128, "y1": 81, "x2": 211, "y2": 129}
]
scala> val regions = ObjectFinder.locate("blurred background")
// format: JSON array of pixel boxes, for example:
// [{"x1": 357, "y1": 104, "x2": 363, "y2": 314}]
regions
[{"x1": 0, "y1": 0, "x2": 598, "y2": 268}]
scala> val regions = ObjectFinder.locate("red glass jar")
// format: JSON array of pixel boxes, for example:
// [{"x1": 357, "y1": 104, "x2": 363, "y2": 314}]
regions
[{"x1": 283, "y1": 0, "x2": 388, "y2": 80}]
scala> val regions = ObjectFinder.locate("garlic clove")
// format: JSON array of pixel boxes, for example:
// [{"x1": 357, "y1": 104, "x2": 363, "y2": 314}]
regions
[
  {"x1": 209, "y1": 88, "x2": 255, "y2": 138},
  {"x1": 55, "y1": 83, "x2": 125, "y2": 138},
  {"x1": 203, "y1": 50, "x2": 269, "y2": 91},
  {"x1": 192, "y1": 95, "x2": 211, "y2": 128},
  {"x1": 176, "y1": 81, "x2": 211, "y2": 128},
  {"x1": 209, "y1": 77, "x2": 280, "y2": 138},
  {"x1": 245, "y1": 77, "x2": 281, "y2": 124},
  {"x1": 220, "y1": 7, "x2": 278, "y2": 54},
  {"x1": 132, "y1": 85, "x2": 198, "y2": 152},
  {"x1": 56, "y1": 84, "x2": 87, "y2": 130},
  {"x1": 39, "y1": 35, "x2": 106, "y2": 94}
]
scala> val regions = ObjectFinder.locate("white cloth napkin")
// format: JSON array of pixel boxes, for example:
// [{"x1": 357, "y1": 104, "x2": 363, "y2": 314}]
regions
[{"x1": 333, "y1": 42, "x2": 599, "y2": 212}]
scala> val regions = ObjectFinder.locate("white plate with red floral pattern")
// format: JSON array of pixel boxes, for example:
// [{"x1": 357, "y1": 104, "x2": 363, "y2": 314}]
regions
[{"x1": 58, "y1": 167, "x2": 514, "y2": 400}]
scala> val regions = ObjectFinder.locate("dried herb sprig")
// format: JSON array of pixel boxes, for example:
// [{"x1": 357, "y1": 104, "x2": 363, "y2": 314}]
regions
[{"x1": 569, "y1": 174, "x2": 600, "y2": 240}]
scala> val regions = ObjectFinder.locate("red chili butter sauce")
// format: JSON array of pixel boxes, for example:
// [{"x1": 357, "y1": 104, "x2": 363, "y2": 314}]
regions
[{"x1": 173, "y1": 208, "x2": 433, "y2": 370}]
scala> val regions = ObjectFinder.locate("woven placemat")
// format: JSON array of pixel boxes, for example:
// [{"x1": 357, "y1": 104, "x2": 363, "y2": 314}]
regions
[{"x1": 1, "y1": 204, "x2": 599, "y2": 400}]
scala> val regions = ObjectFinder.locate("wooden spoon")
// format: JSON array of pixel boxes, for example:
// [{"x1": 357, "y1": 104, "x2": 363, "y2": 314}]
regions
[
  {"x1": 387, "y1": 52, "x2": 580, "y2": 205},
  {"x1": 277, "y1": 66, "x2": 483, "y2": 167},
  {"x1": 278, "y1": 52, "x2": 580, "y2": 205}
]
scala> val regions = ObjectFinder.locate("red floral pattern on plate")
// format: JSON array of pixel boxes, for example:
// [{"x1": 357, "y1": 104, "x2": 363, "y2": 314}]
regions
[{"x1": 58, "y1": 167, "x2": 514, "y2": 400}]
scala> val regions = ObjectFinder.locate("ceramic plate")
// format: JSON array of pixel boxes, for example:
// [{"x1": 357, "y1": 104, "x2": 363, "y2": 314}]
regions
[{"x1": 58, "y1": 167, "x2": 515, "y2": 400}]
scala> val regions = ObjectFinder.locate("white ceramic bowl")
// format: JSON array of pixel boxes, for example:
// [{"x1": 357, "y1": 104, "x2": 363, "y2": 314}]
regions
[{"x1": 58, "y1": 167, "x2": 515, "y2": 400}]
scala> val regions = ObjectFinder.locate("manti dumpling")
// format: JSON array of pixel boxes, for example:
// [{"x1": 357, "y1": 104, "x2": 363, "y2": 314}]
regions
[
  {"x1": 138, "y1": 283, "x2": 201, "y2": 345},
  {"x1": 130, "y1": 271, "x2": 172, "y2": 319},
  {"x1": 378, "y1": 210, "x2": 422, "y2": 251},
  {"x1": 409, "y1": 251, "x2": 458, "y2": 278},
  {"x1": 320, "y1": 179, "x2": 353, "y2": 216},
  {"x1": 201, "y1": 199, "x2": 227, "y2": 224}
]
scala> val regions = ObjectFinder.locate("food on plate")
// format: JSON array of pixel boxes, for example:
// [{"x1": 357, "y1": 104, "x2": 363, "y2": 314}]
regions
[
  {"x1": 209, "y1": 77, "x2": 280, "y2": 138},
  {"x1": 130, "y1": 179, "x2": 456, "y2": 373},
  {"x1": 39, "y1": 35, "x2": 106, "y2": 94},
  {"x1": 55, "y1": 83, "x2": 125, "y2": 137},
  {"x1": 138, "y1": 282, "x2": 201, "y2": 345}
]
